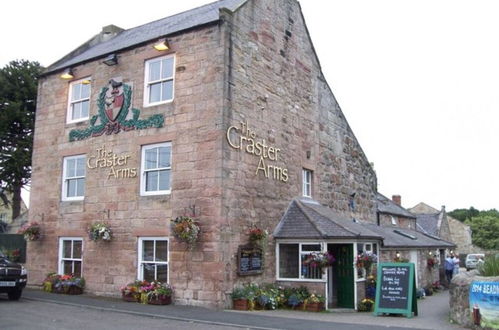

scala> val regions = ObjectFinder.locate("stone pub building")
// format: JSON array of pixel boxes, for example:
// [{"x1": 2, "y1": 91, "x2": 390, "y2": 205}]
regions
[{"x1": 27, "y1": 0, "x2": 430, "y2": 309}]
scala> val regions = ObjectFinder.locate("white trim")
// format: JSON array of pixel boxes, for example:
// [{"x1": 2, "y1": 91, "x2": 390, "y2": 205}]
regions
[
  {"x1": 58, "y1": 237, "x2": 83, "y2": 276},
  {"x1": 143, "y1": 55, "x2": 175, "y2": 107},
  {"x1": 140, "y1": 142, "x2": 172, "y2": 196},
  {"x1": 276, "y1": 242, "x2": 326, "y2": 282},
  {"x1": 302, "y1": 169, "x2": 312, "y2": 197},
  {"x1": 62, "y1": 154, "x2": 86, "y2": 201},
  {"x1": 66, "y1": 77, "x2": 91, "y2": 124},
  {"x1": 137, "y1": 237, "x2": 169, "y2": 283}
]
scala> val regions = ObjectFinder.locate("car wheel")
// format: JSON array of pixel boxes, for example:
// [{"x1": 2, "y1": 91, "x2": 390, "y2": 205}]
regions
[{"x1": 7, "y1": 289, "x2": 22, "y2": 301}]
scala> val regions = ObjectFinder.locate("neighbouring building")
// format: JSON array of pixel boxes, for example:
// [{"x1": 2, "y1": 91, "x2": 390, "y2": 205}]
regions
[
  {"x1": 408, "y1": 202, "x2": 481, "y2": 255},
  {"x1": 375, "y1": 194, "x2": 454, "y2": 288},
  {"x1": 0, "y1": 189, "x2": 28, "y2": 233},
  {"x1": 28, "y1": 0, "x2": 435, "y2": 309}
]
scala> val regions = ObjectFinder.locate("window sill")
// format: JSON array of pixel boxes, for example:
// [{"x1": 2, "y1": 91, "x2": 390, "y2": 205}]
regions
[
  {"x1": 143, "y1": 99, "x2": 174, "y2": 108},
  {"x1": 276, "y1": 278, "x2": 326, "y2": 283},
  {"x1": 66, "y1": 118, "x2": 89, "y2": 126}
]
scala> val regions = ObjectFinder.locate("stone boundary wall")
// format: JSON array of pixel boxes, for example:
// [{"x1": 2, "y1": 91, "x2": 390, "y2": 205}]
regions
[{"x1": 449, "y1": 271, "x2": 499, "y2": 327}]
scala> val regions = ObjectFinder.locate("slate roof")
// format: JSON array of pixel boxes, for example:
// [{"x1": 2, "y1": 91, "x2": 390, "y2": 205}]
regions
[
  {"x1": 46, "y1": 0, "x2": 247, "y2": 74},
  {"x1": 376, "y1": 193, "x2": 416, "y2": 219},
  {"x1": 364, "y1": 223, "x2": 454, "y2": 249},
  {"x1": 415, "y1": 213, "x2": 440, "y2": 236},
  {"x1": 273, "y1": 198, "x2": 383, "y2": 240}
]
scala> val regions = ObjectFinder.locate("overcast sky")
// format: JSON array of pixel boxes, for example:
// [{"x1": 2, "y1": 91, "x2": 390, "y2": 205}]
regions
[{"x1": 2, "y1": 0, "x2": 497, "y2": 211}]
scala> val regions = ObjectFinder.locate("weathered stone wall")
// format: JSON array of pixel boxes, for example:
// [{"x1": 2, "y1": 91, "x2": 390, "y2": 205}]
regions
[
  {"x1": 29, "y1": 23, "x2": 227, "y2": 307},
  {"x1": 449, "y1": 271, "x2": 499, "y2": 327},
  {"x1": 220, "y1": 0, "x2": 377, "y2": 301}
]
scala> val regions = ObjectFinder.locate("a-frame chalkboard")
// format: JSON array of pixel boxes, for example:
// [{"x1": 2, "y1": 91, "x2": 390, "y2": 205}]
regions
[{"x1": 373, "y1": 262, "x2": 418, "y2": 318}]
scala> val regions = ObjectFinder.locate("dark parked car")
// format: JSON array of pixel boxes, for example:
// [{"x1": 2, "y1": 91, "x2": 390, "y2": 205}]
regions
[{"x1": 0, "y1": 251, "x2": 27, "y2": 300}]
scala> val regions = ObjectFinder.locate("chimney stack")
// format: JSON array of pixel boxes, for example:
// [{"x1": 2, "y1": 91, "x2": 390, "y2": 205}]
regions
[{"x1": 392, "y1": 195, "x2": 401, "y2": 206}]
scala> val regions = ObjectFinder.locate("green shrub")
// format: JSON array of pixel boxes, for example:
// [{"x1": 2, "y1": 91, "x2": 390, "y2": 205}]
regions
[{"x1": 478, "y1": 254, "x2": 499, "y2": 276}]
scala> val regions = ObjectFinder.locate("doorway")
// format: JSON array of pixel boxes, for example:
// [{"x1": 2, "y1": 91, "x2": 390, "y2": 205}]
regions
[{"x1": 327, "y1": 243, "x2": 354, "y2": 308}]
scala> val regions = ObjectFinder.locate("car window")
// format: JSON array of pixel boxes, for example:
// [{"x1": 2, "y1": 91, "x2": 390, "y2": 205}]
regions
[{"x1": 468, "y1": 255, "x2": 477, "y2": 260}]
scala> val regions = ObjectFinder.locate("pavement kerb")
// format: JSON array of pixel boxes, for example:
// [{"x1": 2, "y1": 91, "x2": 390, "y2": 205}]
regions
[{"x1": 23, "y1": 295, "x2": 279, "y2": 330}]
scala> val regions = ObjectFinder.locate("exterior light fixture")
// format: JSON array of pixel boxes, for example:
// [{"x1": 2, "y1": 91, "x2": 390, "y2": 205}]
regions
[
  {"x1": 103, "y1": 54, "x2": 118, "y2": 66},
  {"x1": 153, "y1": 39, "x2": 169, "y2": 51},
  {"x1": 428, "y1": 251, "x2": 433, "y2": 256},
  {"x1": 396, "y1": 251, "x2": 401, "y2": 259},
  {"x1": 60, "y1": 68, "x2": 74, "y2": 80}
]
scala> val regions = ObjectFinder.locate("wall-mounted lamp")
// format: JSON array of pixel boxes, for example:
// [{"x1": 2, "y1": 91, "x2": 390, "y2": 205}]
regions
[
  {"x1": 396, "y1": 251, "x2": 401, "y2": 259},
  {"x1": 428, "y1": 251, "x2": 433, "y2": 256},
  {"x1": 60, "y1": 68, "x2": 74, "y2": 80},
  {"x1": 153, "y1": 39, "x2": 170, "y2": 51},
  {"x1": 103, "y1": 54, "x2": 118, "y2": 66}
]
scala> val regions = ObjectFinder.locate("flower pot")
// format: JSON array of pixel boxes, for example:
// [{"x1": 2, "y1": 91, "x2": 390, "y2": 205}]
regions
[
  {"x1": 67, "y1": 286, "x2": 84, "y2": 295},
  {"x1": 122, "y1": 293, "x2": 140, "y2": 302},
  {"x1": 306, "y1": 302, "x2": 324, "y2": 312},
  {"x1": 233, "y1": 298, "x2": 249, "y2": 310},
  {"x1": 148, "y1": 295, "x2": 172, "y2": 305}
]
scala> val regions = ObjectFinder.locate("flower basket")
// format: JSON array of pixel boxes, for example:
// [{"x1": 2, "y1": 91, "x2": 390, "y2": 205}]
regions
[
  {"x1": 302, "y1": 251, "x2": 335, "y2": 269},
  {"x1": 248, "y1": 227, "x2": 267, "y2": 246},
  {"x1": 18, "y1": 222, "x2": 41, "y2": 241},
  {"x1": 233, "y1": 298, "x2": 249, "y2": 310},
  {"x1": 148, "y1": 295, "x2": 172, "y2": 305},
  {"x1": 356, "y1": 252, "x2": 378, "y2": 274},
  {"x1": 88, "y1": 222, "x2": 112, "y2": 242},
  {"x1": 171, "y1": 216, "x2": 200, "y2": 249},
  {"x1": 122, "y1": 293, "x2": 140, "y2": 302}
]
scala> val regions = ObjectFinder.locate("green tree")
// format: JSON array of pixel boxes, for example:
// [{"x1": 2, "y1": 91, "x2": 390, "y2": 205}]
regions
[
  {"x1": 0, "y1": 60, "x2": 43, "y2": 220},
  {"x1": 466, "y1": 215, "x2": 499, "y2": 250},
  {"x1": 448, "y1": 207, "x2": 480, "y2": 222}
]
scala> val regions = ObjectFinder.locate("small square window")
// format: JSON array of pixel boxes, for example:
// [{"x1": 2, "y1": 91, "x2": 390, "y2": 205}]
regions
[
  {"x1": 138, "y1": 237, "x2": 169, "y2": 282},
  {"x1": 67, "y1": 78, "x2": 91, "y2": 123},
  {"x1": 302, "y1": 169, "x2": 312, "y2": 197},
  {"x1": 144, "y1": 56, "x2": 175, "y2": 106},
  {"x1": 62, "y1": 155, "x2": 86, "y2": 201},
  {"x1": 140, "y1": 142, "x2": 172, "y2": 196}
]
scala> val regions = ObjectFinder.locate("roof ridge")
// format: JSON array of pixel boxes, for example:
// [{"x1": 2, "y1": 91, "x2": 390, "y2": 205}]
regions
[{"x1": 295, "y1": 200, "x2": 327, "y2": 237}]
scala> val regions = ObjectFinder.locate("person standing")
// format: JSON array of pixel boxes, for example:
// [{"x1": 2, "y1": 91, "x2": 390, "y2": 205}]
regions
[{"x1": 445, "y1": 255, "x2": 454, "y2": 285}]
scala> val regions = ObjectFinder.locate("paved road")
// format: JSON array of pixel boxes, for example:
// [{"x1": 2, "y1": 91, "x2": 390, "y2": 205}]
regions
[{"x1": 0, "y1": 288, "x2": 465, "y2": 330}]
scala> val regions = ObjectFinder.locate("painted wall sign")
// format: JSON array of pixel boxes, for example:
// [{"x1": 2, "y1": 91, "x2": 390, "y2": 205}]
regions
[
  {"x1": 237, "y1": 245, "x2": 263, "y2": 276},
  {"x1": 374, "y1": 263, "x2": 418, "y2": 318},
  {"x1": 226, "y1": 121, "x2": 288, "y2": 182},
  {"x1": 87, "y1": 145, "x2": 137, "y2": 179},
  {"x1": 469, "y1": 281, "x2": 499, "y2": 328},
  {"x1": 69, "y1": 77, "x2": 164, "y2": 141}
]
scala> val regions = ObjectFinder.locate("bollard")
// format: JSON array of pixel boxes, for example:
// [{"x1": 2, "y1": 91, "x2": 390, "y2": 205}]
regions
[{"x1": 472, "y1": 304, "x2": 481, "y2": 326}]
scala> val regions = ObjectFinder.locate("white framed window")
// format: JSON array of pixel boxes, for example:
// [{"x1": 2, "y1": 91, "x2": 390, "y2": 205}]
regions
[
  {"x1": 277, "y1": 243, "x2": 325, "y2": 281},
  {"x1": 67, "y1": 78, "x2": 91, "y2": 123},
  {"x1": 302, "y1": 169, "x2": 312, "y2": 197},
  {"x1": 62, "y1": 155, "x2": 86, "y2": 201},
  {"x1": 144, "y1": 55, "x2": 175, "y2": 106},
  {"x1": 0, "y1": 213, "x2": 6, "y2": 222},
  {"x1": 140, "y1": 142, "x2": 171, "y2": 196},
  {"x1": 58, "y1": 237, "x2": 83, "y2": 277},
  {"x1": 137, "y1": 237, "x2": 169, "y2": 282}
]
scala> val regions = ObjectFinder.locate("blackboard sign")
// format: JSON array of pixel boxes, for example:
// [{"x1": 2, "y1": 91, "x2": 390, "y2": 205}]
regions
[
  {"x1": 374, "y1": 263, "x2": 417, "y2": 318},
  {"x1": 237, "y1": 245, "x2": 263, "y2": 276}
]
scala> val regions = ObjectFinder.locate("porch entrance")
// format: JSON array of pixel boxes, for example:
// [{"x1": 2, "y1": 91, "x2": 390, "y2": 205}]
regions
[{"x1": 327, "y1": 243, "x2": 354, "y2": 308}]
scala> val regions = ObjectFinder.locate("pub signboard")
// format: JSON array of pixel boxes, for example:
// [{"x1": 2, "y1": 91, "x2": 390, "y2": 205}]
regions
[
  {"x1": 374, "y1": 262, "x2": 418, "y2": 318},
  {"x1": 237, "y1": 245, "x2": 263, "y2": 276}
]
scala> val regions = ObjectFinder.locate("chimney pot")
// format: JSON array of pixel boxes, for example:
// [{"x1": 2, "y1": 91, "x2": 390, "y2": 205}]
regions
[{"x1": 392, "y1": 195, "x2": 401, "y2": 206}]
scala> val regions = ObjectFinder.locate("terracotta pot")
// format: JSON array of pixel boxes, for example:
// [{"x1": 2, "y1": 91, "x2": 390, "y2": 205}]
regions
[
  {"x1": 148, "y1": 295, "x2": 172, "y2": 305},
  {"x1": 233, "y1": 298, "x2": 249, "y2": 310},
  {"x1": 122, "y1": 293, "x2": 140, "y2": 302},
  {"x1": 306, "y1": 302, "x2": 324, "y2": 312}
]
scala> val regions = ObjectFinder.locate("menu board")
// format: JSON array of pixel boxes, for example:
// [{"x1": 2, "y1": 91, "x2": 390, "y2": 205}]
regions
[
  {"x1": 238, "y1": 245, "x2": 263, "y2": 276},
  {"x1": 374, "y1": 263, "x2": 417, "y2": 318}
]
